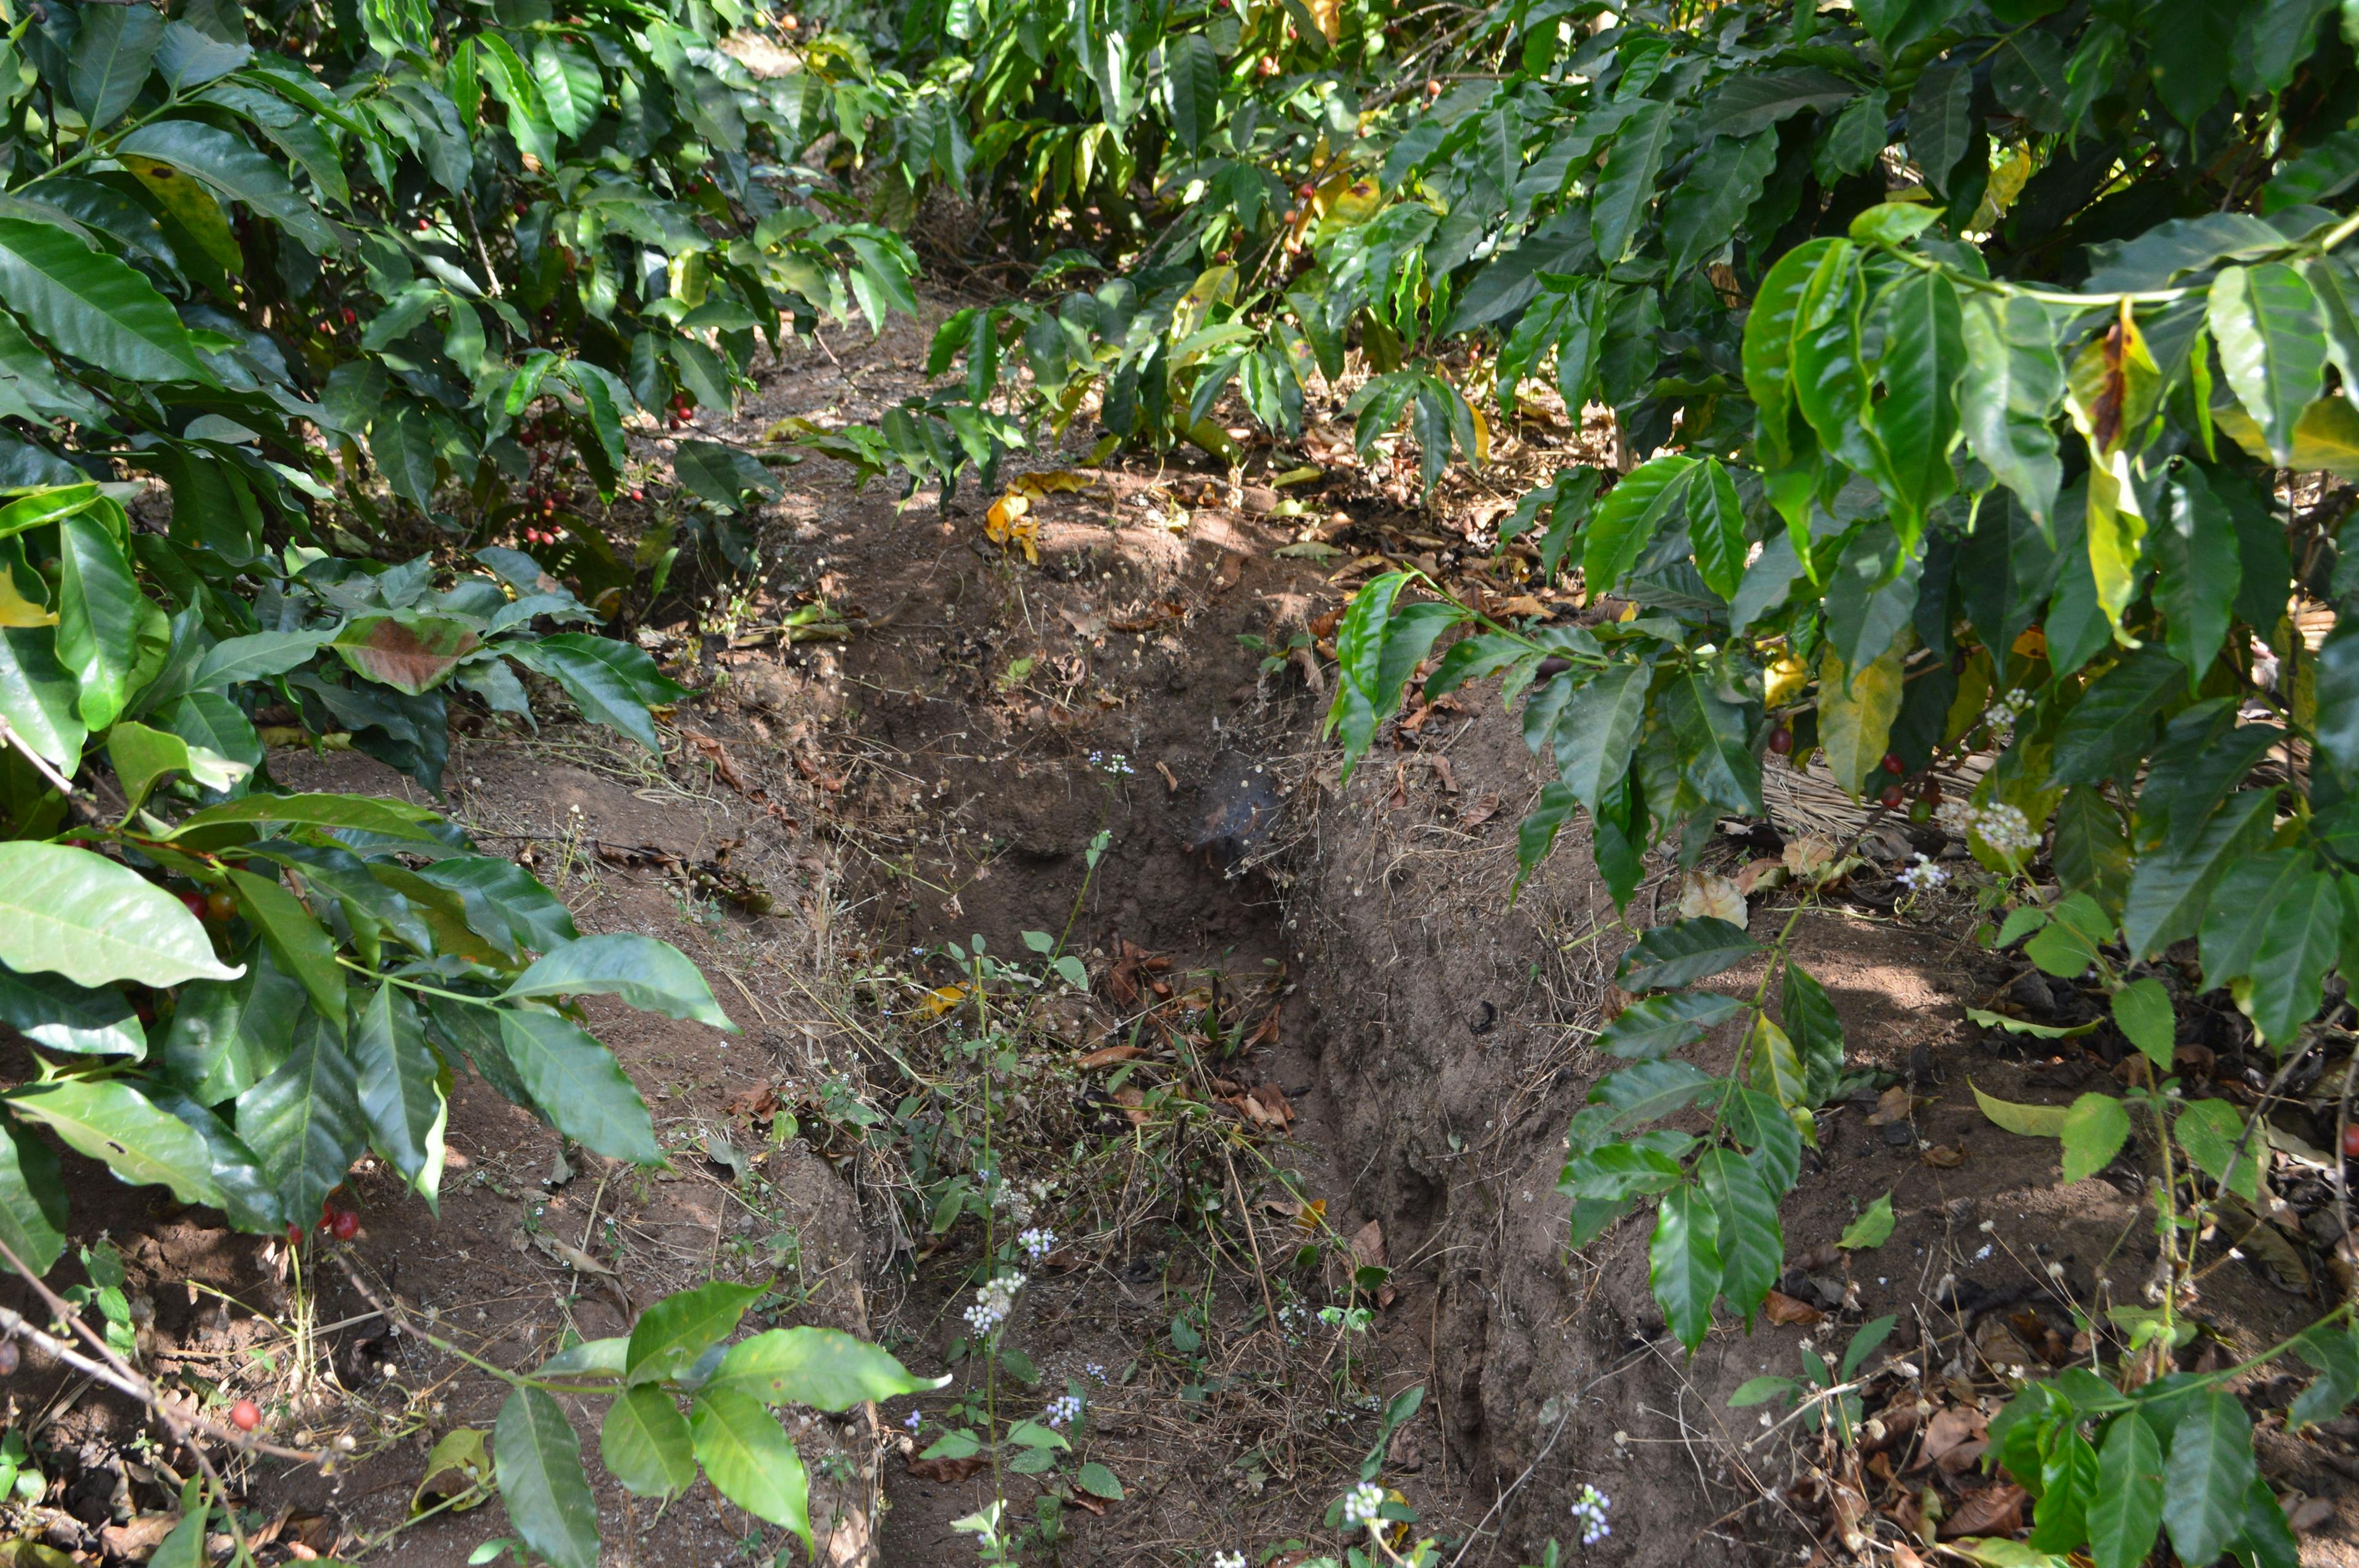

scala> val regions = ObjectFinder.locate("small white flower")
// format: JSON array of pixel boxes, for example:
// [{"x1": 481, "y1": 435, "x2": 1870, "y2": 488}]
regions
[
  {"x1": 1342, "y1": 1481, "x2": 1386, "y2": 1527},
  {"x1": 904, "y1": 1410, "x2": 921, "y2": 1431},
  {"x1": 963, "y1": 1271, "x2": 1026, "y2": 1335},
  {"x1": 1018, "y1": 1226, "x2": 1058, "y2": 1262},
  {"x1": 1044, "y1": 1393, "x2": 1083, "y2": 1428},
  {"x1": 1213, "y1": 1553, "x2": 1246, "y2": 1568},
  {"x1": 1570, "y1": 1484, "x2": 1613, "y2": 1545},
  {"x1": 1896, "y1": 852, "x2": 1947, "y2": 893}
]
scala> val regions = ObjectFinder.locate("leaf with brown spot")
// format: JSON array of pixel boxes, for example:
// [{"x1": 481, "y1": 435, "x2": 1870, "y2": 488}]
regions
[{"x1": 332, "y1": 614, "x2": 482, "y2": 695}]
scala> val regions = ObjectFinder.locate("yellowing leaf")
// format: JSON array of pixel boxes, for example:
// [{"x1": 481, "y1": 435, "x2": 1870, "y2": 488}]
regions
[
  {"x1": 1839, "y1": 1192, "x2": 1895, "y2": 1250},
  {"x1": 1971, "y1": 1080, "x2": 2068, "y2": 1137},
  {"x1": 413, "y1": 1427, "x2": 495, "y2": 1514},
  {"x1": 0, "y1": 572, "x2": 54, "y2": 627},
  {"x1": 1818, "y1": 631, "x2": 1909, "y2": 797},
  {"x1": 1305, "y1": 0, "x2": 1340, "y2": 43},
  {"x1": 984, "y1": 492, "x2": 1041, "y2": 563},
  {"x1": 918, "y1": 982, "x2": 970, "y2": 1018},
  {"x1": 1012, "y1": 470, "x2": 1091, "y2": 499}
]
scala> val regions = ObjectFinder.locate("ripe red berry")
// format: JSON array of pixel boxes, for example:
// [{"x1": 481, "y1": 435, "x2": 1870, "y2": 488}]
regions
[
  {"x1": 628, "y1": 488, "x2": 644, "y2": 502},
  {"x1": 1880, "y1": 784, "x2": 1906, "y2": 810},
  {"x1": 181, "y1": 891, "x2": 208, "y2": 920},
  {"x1": 1298, "y1": 182, "x2": 1314, "y2": 200},
  {"x1": 229, "y1": 1400, "x2": 260, "y2": 1432},
  {"x1": 329, "y1": 1208, "x2": 360, "y2": 1241},
  {"x1": 342, "y1": 308, "x2": 356, "y2": 325},
  {"x1": 1882, "y1": 751, "x2": 1906, "y2": 776},
  {"x1": 284, "y1": 1223, "x2": 302, "y2": 1250},
  {"x1": 416, "y1": 217, "x2": 431, "y2": 232},
  {"x1": 2343, "y1": 1123, "x2": 2359, "y2": 1158},
  {"x1": 1766, "y1": 725, "x2": 1793, "y2": 756}
]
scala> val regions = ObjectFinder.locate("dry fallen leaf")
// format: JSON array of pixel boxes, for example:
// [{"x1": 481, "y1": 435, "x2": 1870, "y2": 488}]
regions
[
  {"x1": 531, "y1": 1231, "x2": 617, "y2": 1276},
  {"x1": 1676, "y1": 870, "x2": 1747, "y2": 925},
  {"x1": 1734, "y1": 857, "x2": 1787, "y2": 895},
  {"x1": 1920, "y1": 1144, "x2": 1965, "y2": 1168},
  {"x1": 1076, "y1": 1044, "x2": 1141, "y2": 1069},
  {"x1": 1111, "y1": 1086, "x2": 1148, "y2": 1126},
  {"x1": 906, "y1": 1454, "x2": 988, "y2": 1483},
  {"x1": 1939, "y1": 1483, "x2": 2027, "y2": 1539},
  {"x1": 1868, "y1": 1085, "x2": 1914, "y2": 1126},
  {"x1": 1350, "y1": 1219, "x2": 1386, "y2": 1270},
  {"x1": 1915, "y1": 1405, "x2": 1986, "y2": 1469},
  {"x1": 1763, "y1": 1290, "x2": 1824, "y2": 1326}
]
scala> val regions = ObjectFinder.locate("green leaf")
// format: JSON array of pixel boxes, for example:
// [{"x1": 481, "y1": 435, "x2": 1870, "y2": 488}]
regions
[
  {"x1": 493, "y1": 1387, "x2": 598, "y2": 1568},
  {"x1": 1555, "y1": 661, "x2": 1649, "y2": 813},
  {"x1": 410, "y1": 856, "x2": 577, "y2": 958},
  {"x1": 1583, "y1": 456, "x2": 1697, "y2": 597},
  {"x1": 2287, "y1": 1320, "x2": 2359, "y2": 1429},
  {"x1": 2109, "y1": 978, "x2": 2175, "y2": 1071},
  {"x1": 671, "y1": 440, "x2": 783, "y2": 514},
  {"x1": 1744, "y1": 238, "x2": 1842, "y2": 467},
  {"x1": 0, "y1": 625, "x2": 88, "y2": 773},
  {"x1": 353, "y1": 984, "x2": 443, "y2": 1200},
  {"x1": 2161, "y1": 1391, "x2": 2256, "y2": 1568},
  {"x1": 6, "y1": 1077, "x2": 219, "y2": 1207},
  {"x1": 496, "y1": 1008, "x2": 659, "y2": 1164},
  {"x1": 1615, "y1": 919, "x2": 1759, "y2": 991},
  {"x1": 2151, "y1": 463, "x2": 2241, "y2": 681},
  {"x1": 1661, "y1": 131, "x2": 1778, "y2": 279},
  {"x1": 2172, "y1": 1098, "x2": 2263, "y2": 1200},
  {"x1": 69, "y1": 4, "x2": 164, "y2": 130},
  {"x1": 600, "y1": 1386, "x2": 695, "y2": 1498},
  {"x1": 106, "y1": 721, "x2": 245, "y2": 812},
  {"x1": 1871, "y1": 267, "x2": 1964, "y2": 532},
  {"x1": 0, "y1": 841, "x2": 239, "y2": 988},
  {"x1": 1745, "y1": 1011, "x2": 1808, "y2": 1113},
  {"x1": 1590, "y1": 100, "x2": 1674, "y2": 264},
  {"x1": 223, "y1": 866, "x2": 344, "y2": 1027},
  {"x1": 1730, "y1": 1375, "x2": 1801, "y2": 1408},
  {"x1": 0, "y1": 217, "x2": 211, "y2": 383},
  {"x1": 506, "y1": 634, "x2": 686, "y2": 754},
  {"x1": 1781, "y1": 962, "x2": 1845, "y2": 1103},
  {"x1": 1840, "y1": 1192, "x2": 1896, "y2": 1250},
  {"x1": 708, "y1": 1326, "x2": 942, "y2": 1410},
  {"x1": 1688, "y1": 458, "x2": 1748, "y2": 601},
  {"x1": 55, "y1": 510, "x2": 143, "y2": 731},
  {"x1": 115, "y1": 119, "x2": 337, "y2": 252},
  {"x1": 689, "y1": 1387, "x2": 811, "y2": 1548},
  {"x1": 0, "y1": 1117, "x2": 68, "y2": 1276},
  {"x1": 2060, "y1": 1093, "x2": 2131, "y2": 1183},
  {"x1": 530, "y1": 38, "x2": 601, "y2": 139},
  {"x1": 371, "y1": 402, "x2": 437, "y2": 510},
  {"x1": 1666, "y1": 663, "x2": 1762, "y2": 816},
  {"x1": 2054, "y1": 649, "x2": 2181, "y2": 787},
  {"x1": 626, "y1": 1279, "x2": 765, "y2": 1386},
  {"x1": 2208, "y1": 263, "x2": 2327, "y2": 466},
  {"x1": 1696, "y1": 68, "x2": 1857, "y2": 139},
  {"x1": 2312, "y1": 624, "x2": 2359, "y2": 783},
  {"x1": 1162, "y1": 34, "x2": 1220, "y2": 152},
  {"x1": 1076, "y1": 1461, "x2": 1124, "y2": 1500},
  {"x1": 1907, "y1": 60, "x2": 1974, "y2": 198},
  {"x1": 2089, "y1": 1411, "x2": 2164, "y2": 1568},
  {"x1": 1649, "y1": 1181, "x2": 1721, "y2": 1352},
  {"x1": 1594, "y1": 992, "x2": 1745, "y2": 1059},
  {"x1": 539, "y1": 1336, "x2": 628, "y2": 1378},
  {"x1": 0, "y1": 963, "x2": 144, "y2": 1058},
  {"x1": 167, "y1": 790, "x2": 443, "y2": 843},
  {"x1": 2052, "y1": 787, "x2": 2131, "y2": 917},
  {"x1": 234, "y1": 1017, "x2": 365, "y2": 1223},
  {"x1": 184, "y1": 630, "x2": 332, "y2": 690},
  {"x1": 503, "y1": 933, "x2": 732, "y2": 1030},
  {"x1": 1972, "y1": 1081, "x2": 2069, "y2": 1137},
  {"x1": 2201, "y1": 852, "x2": 2344, "y2": 1044},
  {"x1": 2121, "y1": 789, "x2": 2278, "y2": 958},
  {"x1": 1697, "y1": 1146, "x2": 1780, "y2": 1326}
]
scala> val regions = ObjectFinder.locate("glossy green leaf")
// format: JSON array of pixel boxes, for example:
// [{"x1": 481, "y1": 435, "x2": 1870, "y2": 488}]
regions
[
  {"x1": 1615, "y1": 919, "x2": 1759, "y2": 991},
  {"x1": 708, "y1": 1326, "x2": 942, "y2": 1410},
  {"x1": 1871, "y1": 268, "x2": 1963, "y2": 532},
  {"x1": 2161, "y1": 1391, "x2": 2256, "y2": 1568},
  {"x1": 689, "y1": 1387, "x2": 811, "y2": 1547},
  {"x1": 0, "y1": 217, "x2": 211, "y2": 383},
  {"x1": 223, "y1": 866, "x2": 344, "y2": 1026},
  {"x1": 626, "y1": 1279, "x2": 765, "y2": 1386},
  {"x1": 0, "y1": 1117, "x2": 68, "y2": 1276},
  {"x1": 2208, "y1": 263, "x2": 2327, "y2": 465},
  {"x1": 1696, "y1": 1146, "x2": 1778, "y2": 1325},
  {"x1": 2172, "y1": 1097, "x2": 2263, "y2": 1200},
  {"x1": 506, "y1": 634, "x2": 686, "y2": 754},
  {"x1": 1838, "y1": 1192, "x2": 1895, "y2": 1250},
  {"x1": 1661, "y1": 131, "x2": 1777, "y2": 279},
  {"x1": 116, "y1": 119, "x2": 337, "y2": 252},
  {"x1": 1648, "y1": 1181, "x2": 1721, "y2": 1351},
  {"x1": 503, "y1": 933, "x2": 732, "y2": 1029},
  {"x1": 1594, "y1": 991, "x2": 1746, "y2": 1060},
  {"x1": 2122, "y1": 789, "x2": 2277, "y2": 958},
  {"x1": 234, "y1": 1018, "x2": 364, "y2": 1223},
  {"x1": 353, "y1": 983, "x2": 442, "y2": 1200},
  {"x1": 2089, "y1": 1413, "x2": 2165, "y2": 1568},
  {"x1": 2109, "y1": 977, "x2": 2175, "y2": 1070},
  {"x1": 1590, "y1": 99, "x2": 1673, "y2": 264},
  {"x1": 1688, "y1": 457, "x2": 1748, "y2": 600},
  {"x1": 1958, "y1": 292, "x2": 2065, "y2": 525},
  {"x1": 496, "y1": 1008, "x2": 660, "y2": 1164},
  {"x1": 493, "y1": 1387, "x2": 598, "y2": 1568},
  {"x1": 0, "y1": 964, "x2": 144, "y2": 1058},
  {"x1": 55, "y1": 511, "x2": 142, "y2": 731},
  {"x1": 0, "y1": 841, "x2": 238, "y2": 988},
  {"x1": 600, "y1": 1386, "x2": 695, "y2": 1499},
  {"x1": 69, "y1": 5, "x2": 163, "y2": 131},
  {"x1": 1582, "y1": 455, "x2": 1696, "y2": 596},
  {"x1": 2059, "y1": 1093, "x2": 2130, "y2": 1182},
  {"x1": 6, "y1": 1077, "x2": 220, "y2": 1207}
]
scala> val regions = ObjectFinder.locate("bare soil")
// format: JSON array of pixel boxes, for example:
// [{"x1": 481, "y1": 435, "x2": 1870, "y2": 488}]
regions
[{"x1": 12, "y1": 298, "x2": 2359, "y2": 1568}]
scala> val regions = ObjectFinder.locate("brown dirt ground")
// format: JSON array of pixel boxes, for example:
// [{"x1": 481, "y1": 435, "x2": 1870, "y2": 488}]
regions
[{"x1": 9, "y1": 294, "x2": 2359, "y2": 1568}]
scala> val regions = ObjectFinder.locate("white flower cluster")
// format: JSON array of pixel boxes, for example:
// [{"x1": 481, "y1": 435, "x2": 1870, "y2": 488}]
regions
[
  {"x1": 1897, "y1": 853, "x2": 1948, "y2": 893},
  {"x1": 1087, "y1": 749, "x2": 1135, "y2": 775},
  {"x1": 1342, "y1": 1482, "x2": 1387, "y2": 1528},
  {"x1": 1212, "y1": 1553, "x2": 1246, "y2": 1568},
  {"x1": 1985, "y1": 686, "x2": 2033, "y2": 746},
  {"x1": 1043, "y1": 1393, "x2": 1083, "y2": 1427},
  {"x1": 1570, "y1": 1484, "x2": 1612, "y2": 1546},
  {"x1": 1936, "y1": 798, "x2": 2040, "y2": 857},
  {"x1": 1018, "y1": 1226, "x2": 1057, "y2": 1262},
  {"x1": 964, "y1": 1271, "x2": 1025, "y2": 1335}
]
